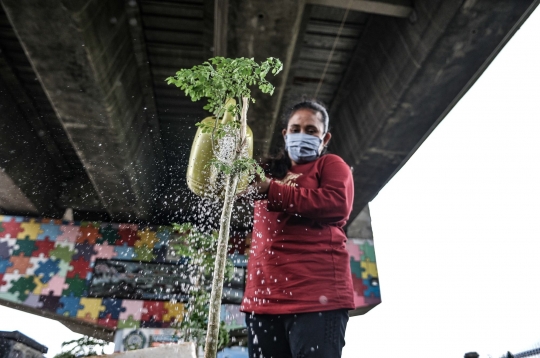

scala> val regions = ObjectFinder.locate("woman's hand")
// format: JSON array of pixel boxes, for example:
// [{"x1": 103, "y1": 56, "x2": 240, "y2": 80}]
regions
[
  {"x1": 253, "y1": 174, "x2": 271, "y2": 195},
  {"x1": 235, "y1": 174, "x2": 271, "y2": 201}
]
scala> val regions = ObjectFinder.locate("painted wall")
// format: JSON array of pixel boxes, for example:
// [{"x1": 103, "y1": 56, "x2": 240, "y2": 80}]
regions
[
  {"x1": 0, "y1": 215, "x2": 380, "y2": 335},
  {"x1": 0, "y1": 215, "x2": 244, "y2": 331}
]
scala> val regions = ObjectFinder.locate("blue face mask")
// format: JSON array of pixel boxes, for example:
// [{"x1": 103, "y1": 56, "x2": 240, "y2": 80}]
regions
[{"x1": 285, "y1": 133, "x2": 323, "y2": 164}]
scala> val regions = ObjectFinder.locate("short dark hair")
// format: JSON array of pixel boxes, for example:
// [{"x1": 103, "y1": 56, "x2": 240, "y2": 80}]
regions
[{"x1": 282, "y1": 100, "x2": 330, "y2": 133}]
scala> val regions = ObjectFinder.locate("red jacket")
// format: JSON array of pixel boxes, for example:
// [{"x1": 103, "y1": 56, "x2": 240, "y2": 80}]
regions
[{"x1": 241, "y1": 154, "x2": 355, "y2": 314}]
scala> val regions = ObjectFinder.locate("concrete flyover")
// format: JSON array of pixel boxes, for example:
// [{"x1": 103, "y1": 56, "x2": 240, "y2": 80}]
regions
[{"x1": 0, "y1": 0, "x2": 537, "y2": 230}]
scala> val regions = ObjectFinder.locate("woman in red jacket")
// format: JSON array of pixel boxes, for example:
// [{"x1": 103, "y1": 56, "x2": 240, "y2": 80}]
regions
[{"x1": 240, "y1": 100, "x2": 355, "y2": 358}]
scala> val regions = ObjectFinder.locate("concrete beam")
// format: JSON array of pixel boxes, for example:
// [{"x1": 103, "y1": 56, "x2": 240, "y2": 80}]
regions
[
  {"x1": 347, "y1": 205, "x2": 373, "y2": 239},
  {"x1": 0, "y1": 76, "x2": 61, "y2": 216},
  {"x1": 213, "y1": 0, "x2": 228, "y2": 57},
  {"x1": 125, "y1": 1, "x2": 165, "y2": 173},
  {"x1": 331, "y1": 0, "x2": 539, "y2": 221},
  {"x1": 0, "y1": 52, "x2": 71, "y2": 178},
  {"x1": 227, "y1": 0, "x2": 307, "y2": 156},
  {"x1": 2, "y1": 0, "x2": 161, "y2": 221},
  {"x1": 306, "y1": 0, "x2": 413, "y2": 18},
  {"x1": 0, "y1": 172, "x2": 38, "y2": 214}
]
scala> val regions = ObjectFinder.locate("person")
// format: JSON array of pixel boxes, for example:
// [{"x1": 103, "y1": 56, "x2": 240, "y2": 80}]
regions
[{"x1": 240, "y1": 100, "x2": 355, "y2": 358}]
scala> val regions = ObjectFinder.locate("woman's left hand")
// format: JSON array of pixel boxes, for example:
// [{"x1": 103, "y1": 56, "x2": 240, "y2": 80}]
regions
[
  {"x1": 253, "y1": 174, "x2": 271, "y2": 195},
  {"x1": 235, "y1": 174, "x2": 271, "y2": 201}
]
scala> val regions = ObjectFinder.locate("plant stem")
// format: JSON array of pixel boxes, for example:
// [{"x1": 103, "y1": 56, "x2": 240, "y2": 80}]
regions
[
  {"x1": 239, "y1": 97, "x2": 248, "y2": 150},
  {"x1": 203, "y1": 172, "x2": 239, "y2": 358}
]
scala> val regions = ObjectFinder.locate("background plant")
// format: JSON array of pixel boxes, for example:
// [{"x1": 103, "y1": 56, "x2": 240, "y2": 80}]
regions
[
  {"x1": 53, "y1": 336, "x2": 108, "y2": 358},
  {"x1": 170, "y1": 223, "x2": 232, "y2": 355}
]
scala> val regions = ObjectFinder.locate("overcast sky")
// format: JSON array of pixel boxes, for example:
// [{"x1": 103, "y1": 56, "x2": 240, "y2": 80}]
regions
[
  {"x1": 343, "y1": 7, "x2": 540, "y2": 358},
  {"x1": 1, "y1": 6, "x2": 539, "y2": 358}
]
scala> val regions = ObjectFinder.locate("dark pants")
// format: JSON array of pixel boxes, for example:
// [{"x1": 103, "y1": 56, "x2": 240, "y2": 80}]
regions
[{"x1": 245, "y1": 309, "x2": 349, "y2": 358}]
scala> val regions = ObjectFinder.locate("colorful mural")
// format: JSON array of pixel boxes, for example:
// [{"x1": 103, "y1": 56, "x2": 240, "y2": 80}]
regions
[
  {"x1": 0, "y1": 215, "x2": 244, "y2": 330},
  {"x1": 346, "y1": 238, "x2": 382, "y2": 312},
  {"x1": 0, "y1": 215, "x2": 380, "y2": 336}
]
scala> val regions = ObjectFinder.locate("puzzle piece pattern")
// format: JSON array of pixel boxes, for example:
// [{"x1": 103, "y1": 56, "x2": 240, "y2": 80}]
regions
[
  {"x1": 73, "y1": 243, "x2": 97, "y2": 261},
  {"x1": 98, "y1": 225, "x2": 120, "y2": 245},
  {"x1": 0, "y1": 218, "x2": 24, "y2": 238},
  {"x1": 142, "y1": 301, "x2": 167, "y2": 322},
  {"x1": 35, "y1": 259, "x2": 61, "y2": 283},
  {"x1": 0, "y1": 215, "x2": 259, "y2": 332},
  {"x1": 98, "y1": 314, "x2": 119, "y2": 329},
  {"x1": 8, "y1": 276, "x2": 37, "y2": 301},
  {"x1": 77, "y1": 225, "x2": 102, "y2": 245},
  {"x1": 7, "y1": 253, "x2": 33, "y2": 274},
  {"x1": 63, "y1": 277, "x2": 88, "y2": 297},
  {"x1": 120, "y1": 300, "x2": 144, "y2": 320},
  {"x1": 0, "y1": 241, "x2": 11, "y2": 259},
  {"x1": 134, "y1": 247, "x2": 155, "y2": 262},
  {"x1": 363, "y1": 276, "x2": 381, "y2": 298},
  {"x1": 32, "y1": 276, "x2": 48, "y2": 295},
  {"x1": 32, "y1": 238, "x2": 56, "y2": 257},
  {"x1": 39, "y1": 292, "x2": 62, "y2": 311},
  {"x1": 41, "y1": 276, "x2": 68, "y2": 296},
  {"x1": 345, "y1": 241, "x2": 362, "y2": 261},
  {"x1": 77, "y1": 298, "x2": 106, "y2": 322},
  {"x1": 12, "y1": 237, "x2": 37, "y2": 256},
  {"x1": 114, "y1": 244, "x2": 135, "y2": 260},
  {"x1": 50, "y1": 245, "x2": 75, "y2": 262},
  {"x1": 67, "y1": 257, "x2": 91, "y2": 279},
  {"x1": 360, "y1": 260, "x2": 378, "y2": 280},
  {"x1": 57, "y1": 225, "x2": 80, "y2": 243},
  {"x1": 134, "y1": 228, "x2": 159, "y2": 249},
  {"x1": 155, "y1": 226, "x2": 171, "y2": 248},
  {"x1": 347, "y1": 238, "x2": 381, "y2": 309},
  {"x1": 100, "y1": 298, "x2": 126, "y2": 319},
  {"x1": 58, "y1": 294, "x2": 84, "y2": 316},
  {"x1": 118, "y1": 315, "x2": 140, "y2": 329},
  {"x1": 37, "y1": 221, "x2": 61, "y2": 241},
  {"x1": 24, "y1": 293, "x2": 43, "y2": 308},
  {"x1": 0, "y1": 259, "x2": 13, "y2": 273},
  {"x1": 90, "y1": 242, "x2": 117, "y2": 261},
  {"x1": 18, "y1": 220, "x2": 43, "y2": 240},
  {"x1": 163, "y1": 302, "x2": 184, "y2": 323},
  {"x1": 0, "y1": 273, "x2": 21, "y2": 293},
  {"x1": 27, "y1": 255, "x2": 48, "y2": 276},
  {"x1": 116, "y1": 224, "x2": 139, "y2": 246}
]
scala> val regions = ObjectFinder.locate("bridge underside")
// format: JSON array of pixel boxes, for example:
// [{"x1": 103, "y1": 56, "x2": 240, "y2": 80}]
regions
[{"x1": 0, "y1": 0, "x2": 537, "y2": 232}]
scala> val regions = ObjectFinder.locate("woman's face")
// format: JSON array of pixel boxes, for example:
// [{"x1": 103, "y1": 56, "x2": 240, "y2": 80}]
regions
[{"x1": 282, "y1": 108, "x2": 332, "y2": 155}]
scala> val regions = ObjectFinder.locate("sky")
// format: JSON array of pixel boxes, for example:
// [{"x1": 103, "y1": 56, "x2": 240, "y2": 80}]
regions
[
  {"x1": 343, "y1": 6, "x2": 540, "y2": 358},
  {"x1": 1, "y1": 6, "x2": 539, "y2": 358}
]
